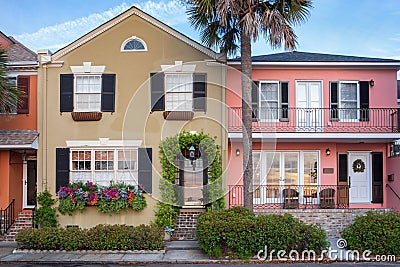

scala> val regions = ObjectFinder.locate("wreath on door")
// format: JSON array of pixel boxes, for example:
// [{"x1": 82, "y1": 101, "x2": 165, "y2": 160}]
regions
[{"x1": 352, "y1": 159, "x2": 365, "y2": 173}]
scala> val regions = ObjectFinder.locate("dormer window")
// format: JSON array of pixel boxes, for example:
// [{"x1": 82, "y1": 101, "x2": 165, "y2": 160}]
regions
[{"x1": 121, "y1": 36, "x2": 147, "y2": 52}]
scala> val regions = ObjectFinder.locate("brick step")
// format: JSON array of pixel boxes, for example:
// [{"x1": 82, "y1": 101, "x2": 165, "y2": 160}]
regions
[
  {"x1": 2, "y1": 211, "x2": 34, "y2": 241},
  {"x1": 171, "y1": 211, "x2": 203, "y2": 241}
]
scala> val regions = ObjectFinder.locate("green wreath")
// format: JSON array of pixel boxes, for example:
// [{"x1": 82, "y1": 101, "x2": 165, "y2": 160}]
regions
[{"x1": 352, "y1": 159, "x2": 365, "y2": 173}]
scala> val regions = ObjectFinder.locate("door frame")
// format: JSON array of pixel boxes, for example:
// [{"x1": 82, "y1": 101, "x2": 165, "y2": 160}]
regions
[
  {"x1": 295, "y1": 80, "x2": 324, "y2": 132},
  {"x1": 348, "y1": 151, "x2": 372, "y2": 204},
  {"x1": 23, "y1": 157, "x2": 37, "y2": 209}
]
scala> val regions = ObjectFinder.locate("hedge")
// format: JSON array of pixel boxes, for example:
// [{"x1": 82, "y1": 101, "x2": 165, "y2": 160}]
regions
[
  {"x1": 342, "y1": 211, "x2": 400, "y2": 256},
  {"x1": 15, "y1": 224, "x2": 163, "y2": 251},
  {"x1": 196, "y1": 207, "x2": 329, "y2": 259}
]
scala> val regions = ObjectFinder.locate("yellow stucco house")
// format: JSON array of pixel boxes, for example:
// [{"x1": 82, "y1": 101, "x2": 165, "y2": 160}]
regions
[{"x1": 37, "y1": 6, "x2": 227, "y2": 233}]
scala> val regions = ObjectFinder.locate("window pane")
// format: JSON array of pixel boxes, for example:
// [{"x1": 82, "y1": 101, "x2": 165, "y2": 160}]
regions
[
  {"x1": 304, "y1": 152, "x2": 318, "y2": 185},
  {"x1": 340, "y1": 83, "x2": 357, "y2": 101},
  {"x1": 260, "y1": 83, "x2": 278, "y2": 100},
  {"x1": 284, "y1": 152, "x2": 298, "y2": 185}
]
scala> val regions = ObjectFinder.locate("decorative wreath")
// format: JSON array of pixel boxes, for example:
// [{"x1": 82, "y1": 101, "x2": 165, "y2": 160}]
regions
[{"x1": 352, "y1": 159, "x2": 366, "y2": 173}]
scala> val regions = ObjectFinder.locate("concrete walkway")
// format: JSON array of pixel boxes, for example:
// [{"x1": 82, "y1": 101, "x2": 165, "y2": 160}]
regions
[
  {"x1": 0, "y1": 240, "x2": 213, "y2": 263},
  {"x1": 0, "y1": 240, "x2": 398, "y2": 264}
]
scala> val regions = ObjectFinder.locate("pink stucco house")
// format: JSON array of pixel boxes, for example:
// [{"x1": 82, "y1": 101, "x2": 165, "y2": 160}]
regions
[{"x1": 226, "y1": 52, "x2": 400, "y2": 216}]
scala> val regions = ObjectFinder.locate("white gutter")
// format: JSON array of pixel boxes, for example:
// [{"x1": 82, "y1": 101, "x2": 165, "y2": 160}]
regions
[{"x1": 227, "y1": 61, "x2": 400, "y2": 69}]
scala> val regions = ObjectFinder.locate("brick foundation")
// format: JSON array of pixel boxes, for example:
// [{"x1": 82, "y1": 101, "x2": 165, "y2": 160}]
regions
[
  {"x1": 172, "y1": 211, "x2": 204, "y2": 241},
  {"x1": 255, "y1": 208, "x2": 392, "y2": 238}
]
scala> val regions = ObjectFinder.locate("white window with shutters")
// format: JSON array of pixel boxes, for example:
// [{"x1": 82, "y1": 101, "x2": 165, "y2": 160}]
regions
[
  {"x1": 74, "y1": 75, "x2": 102, "y2": 112},
  {"x1": 165, "y1": 73, "x2": 193, "y2": 111},
  {"x1": 70, "y1": 148, "x2": 138, "y2": 186},
  {"x1": 259, "y1": 81, "x2": 280, "y2": 121},
  {"x1": 339, "y1": 81, "x2": 360, "y2": 121}
]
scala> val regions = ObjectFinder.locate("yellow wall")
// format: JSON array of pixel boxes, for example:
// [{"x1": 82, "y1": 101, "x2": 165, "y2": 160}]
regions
[{"x1": 38, "y1": 12, "x2": 226, "y2": 227}]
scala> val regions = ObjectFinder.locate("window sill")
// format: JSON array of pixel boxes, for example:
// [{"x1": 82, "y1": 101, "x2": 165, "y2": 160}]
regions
[
  {"x1": 163, "y1": 111, "x2": 194, "y2": 121},
  {"x1": 71, "y1": 112, "x2": 102, "y2": 121}
]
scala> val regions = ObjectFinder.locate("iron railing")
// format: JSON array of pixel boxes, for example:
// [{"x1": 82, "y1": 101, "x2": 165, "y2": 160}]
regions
[
  {"x1": 229, "y1": 185, "x2": 349, "y2": 209},
  {"x1": 227, "y1": 107, "x2": 400, "y2": 133},
  {"x1": 0, "y1": 199, "x2": 15, "y2": 235},
  {"x1": 386, "y1": 184, "x2": 400, "y2": 203}
]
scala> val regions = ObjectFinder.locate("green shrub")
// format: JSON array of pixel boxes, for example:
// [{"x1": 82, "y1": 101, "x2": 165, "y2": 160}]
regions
[
  {"x1": 59, "y1": 227, "x2": 87, "y2": 251},
  {"x1": 196, "y1": 207, "x2": 329, "y2": 259},
  {"x1": 15, "y1": 224, "x2": 164, "y2": 251},
  {"x1": 34, "y1": 190, "x2": 58, "y2": 228},
  {"x1": 342, "y1": 211, "x2": 400, "y2": 255},
  {"x1": 15, "y1": 228, "x2": 39, "y2": 249}
]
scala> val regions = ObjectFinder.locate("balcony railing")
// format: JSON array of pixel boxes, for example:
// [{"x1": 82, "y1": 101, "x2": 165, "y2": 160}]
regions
[
  {"x1": 229, "y1": 185, "x2": 349, "y2": 209},
  {"x1": 227, "y1": 107, "x2": 399, "y2": 133}
]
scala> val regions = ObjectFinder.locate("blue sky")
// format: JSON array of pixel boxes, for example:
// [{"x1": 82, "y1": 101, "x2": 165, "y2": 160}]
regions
[{"x1": 2, "y1": 0, "x2": 400, "y2": 63}]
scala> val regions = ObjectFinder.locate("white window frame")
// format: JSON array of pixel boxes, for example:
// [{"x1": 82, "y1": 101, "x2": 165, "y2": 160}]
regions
[
  {"x1": 120, "y1": 36, "x2": 147, "y2": 52},
  {"x1": 258, "y1": 81, "x2": 280, "y2": 122},
  {"x1": 70, "y1": 148, "x2": 138, "y2": 186},
  {"x1": 164, "y1": 72, "x2": 194, "y2": 111},
  {"x1": 74, "y1": 74, "x2": 102, "y2": 112},
  {"x1": 338, "y1": 81, "x2": 360, "y2": 122}
]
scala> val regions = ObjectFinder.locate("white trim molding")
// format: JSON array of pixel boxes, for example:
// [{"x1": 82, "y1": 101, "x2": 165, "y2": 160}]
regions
[
  {"x1": 120, "y1": 36, "x2": 148, "y2": 52},
  {"x1": 70, "y1": 62, "x2": 105, "y2": 74},
  {"x1": 66, "y1": 138, "x2": 143, "y2": 147},
  {"x1": 161, "y1": 61, "x2": 196, "y2": 72}
]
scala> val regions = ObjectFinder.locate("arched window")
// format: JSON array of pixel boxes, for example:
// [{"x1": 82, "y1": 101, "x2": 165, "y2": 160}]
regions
[{"x1": 121, "y1": 36, "x2": 147, "y2": 52}]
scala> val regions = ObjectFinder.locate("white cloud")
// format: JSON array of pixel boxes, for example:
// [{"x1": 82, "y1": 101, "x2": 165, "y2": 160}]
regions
[{"x1": 15, "y1": 0, "x2": 186, "y2": 52}]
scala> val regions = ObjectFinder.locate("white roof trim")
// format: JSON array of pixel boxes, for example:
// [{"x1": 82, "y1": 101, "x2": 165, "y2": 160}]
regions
[
  {"x1": 0, "y1": 137, "x2": 38, "y2": 150},
  {"x1": 51, "y1": 7, "x2": 219, "y2": 61},
  {"x1": 66, "y1": 139, "x2": 143, "y2": 147},
  {"x1": 161, "y1": 61, "x2": 196, "y2": 72},
  {"x1": 228, "y1": 61, "x2": 400, "y2": 69}
]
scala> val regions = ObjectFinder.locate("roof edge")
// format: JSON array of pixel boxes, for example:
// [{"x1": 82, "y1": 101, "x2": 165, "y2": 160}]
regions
[{"x1": 51, "y1": 6, "x2": 221, "y2": 61}]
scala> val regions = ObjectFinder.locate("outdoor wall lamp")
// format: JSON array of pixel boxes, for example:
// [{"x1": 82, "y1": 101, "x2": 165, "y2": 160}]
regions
[
  {"x1": 369, "y1": 79, "x2": 375, "y2": 87},
  {"x1": 189, "y1": 145, "x2": 195, "y2": 165},
  {"x1": 236, "y1": 148, "x2": 240, "y2": 156},
  {"x1": 325, "y1": 148, "x2": 331, "y2": 156}
]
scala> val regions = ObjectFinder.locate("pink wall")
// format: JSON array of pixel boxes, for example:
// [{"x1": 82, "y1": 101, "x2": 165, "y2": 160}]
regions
[
  {"x1": 386, "y1": 157, "x2": 400, "y2": 211},
  {"x1": 228, "y1": 142, "x2": 389, "y2": 208},
  {"x1": 226, "y1": 68, "x2": 398, "y2": 109}
]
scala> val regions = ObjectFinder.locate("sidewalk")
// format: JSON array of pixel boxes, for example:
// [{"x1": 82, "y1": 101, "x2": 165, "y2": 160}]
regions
[{"x1": 0, "y1": 240, "x2": 214, "y2": 264}]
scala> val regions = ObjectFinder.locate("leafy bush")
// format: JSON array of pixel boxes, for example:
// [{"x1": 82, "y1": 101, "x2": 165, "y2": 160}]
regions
[
  {"x1": 342, "y1": 211, "x2": 400, "y2": 255},
  {"x1": 154, "y1": 202, "x2": 179, "y2": 228},
  {"x1": 15, "y1": 224, "x2": 164, "y2": 251},
  {"x1": 34, "y1": 190, "x2": 58, "y2": 228},
  {"x1": 196, "y1": 206, "x2": 329, "y2": 259}
]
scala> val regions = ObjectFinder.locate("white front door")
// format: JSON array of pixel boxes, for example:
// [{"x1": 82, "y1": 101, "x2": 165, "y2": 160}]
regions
[
  {"x1": 23, "y1": 160, "x2": 37, "y2": 209},
  {"x1": 296, "y1": 81, "x2": 323, "y2": 132},
  {"x1": 348, "y1": 152, "x2": 371, "y2": 203}
]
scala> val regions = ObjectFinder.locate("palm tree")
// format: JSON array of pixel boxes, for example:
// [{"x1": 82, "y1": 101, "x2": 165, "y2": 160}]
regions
[
  {"x1": 187, "y1": 0, "x2": 312, "y2": 210},
  {"x1": 0, "y1": 47, "x2": 20, "y2": 114}
]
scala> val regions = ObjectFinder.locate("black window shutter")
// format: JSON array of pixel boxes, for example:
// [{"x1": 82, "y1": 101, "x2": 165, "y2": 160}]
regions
[
  {"x1": 338, "y1": 154, "x2": 348, "y2": 183},
  {"x1": 138, "y1": 148, "x2": 152, "y2": 194},
  {"x1": 56, "y1": 148, "x2": 70, "y2": 193},
  {"x1": 101, "y1": 74, "x2": 116, "y2": 112},
  {"x1": 372, "y1": 152, "x2": 383, "y2": 203},
  {"x1": 359, "y1": 81, "x2": 369, "y2": 121},
  {"x1": 252, "y1": 81, "x2": 259, "y2": 120},
  {"x1": 150, "y1": 72, "x2": 165, "y2": 111},
  {"x1": 280, "y1": 82, "x2": 289, "y2": 120},
  {"x1": 193, "y1": 73, "x2": 207, "y2": 111},
  {"x1": 330, "y1": 82, "x2": 339, "y2": 120},
  {"x1": 17, "y1": 75, "x2": 30, "y2": 114},
  {"x1": 60, "y1": 74, "x2": 74, "y2": 112}
]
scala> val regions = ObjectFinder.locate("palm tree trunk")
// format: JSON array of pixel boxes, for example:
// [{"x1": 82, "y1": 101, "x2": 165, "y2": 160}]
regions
[{"x1": 240, "y1": 27, "x2": 253, "y2": 211}]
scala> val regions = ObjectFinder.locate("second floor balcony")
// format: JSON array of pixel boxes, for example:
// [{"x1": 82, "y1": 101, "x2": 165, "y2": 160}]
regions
[{"x1": 227, "y1": 107, "x2": 400, "y2": 134}]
